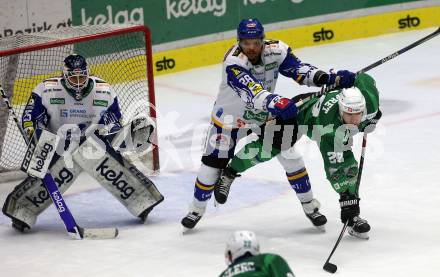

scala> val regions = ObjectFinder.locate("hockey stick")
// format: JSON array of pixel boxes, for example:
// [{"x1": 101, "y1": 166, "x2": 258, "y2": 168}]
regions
[
  {"x1": 321, "y1": 27, "x2": 438, "y2": 271},
  {"x1": 323, "y1": 133, "x2": 368, "y2": 273},
  {"x1": 0, "y1": 86, "x2": 118, "y2": 239},
  {"x1": 296, "y1": 27, "x2": 440, "y2": 107}
]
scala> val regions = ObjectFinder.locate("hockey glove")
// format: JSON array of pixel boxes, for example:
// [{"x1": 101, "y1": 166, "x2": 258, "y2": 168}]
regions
[
  {"x1": 360, "y1": 109, "x2": 382, "y2": 133},
  {"x1": 328, "y1": 70, "x2": 356, "y2": 89},
  {"x1": 131, "y1": 116, "x2": 155, "y2": 153},
  {"x1": 339, "y1": 192, "x2": 360, "y2": 224},
  {"x1": 266, "y1": 94, "x2": 298, "y2": 120}
]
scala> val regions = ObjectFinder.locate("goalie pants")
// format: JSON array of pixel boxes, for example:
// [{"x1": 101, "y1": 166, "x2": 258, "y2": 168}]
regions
[{"x1": 2, "y1": 136, "x2": 163, "y2": 228}]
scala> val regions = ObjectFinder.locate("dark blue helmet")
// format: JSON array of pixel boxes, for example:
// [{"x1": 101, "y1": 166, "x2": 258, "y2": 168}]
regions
[
  {"x1": 63, "y1": 54, "x2": 89, "y2": 98},
  {"x1": 237, "y1": 19, "x2": 265, "y2": 40},
  {"x1": 64, "y1": 54, "x2": 87, "y2": 71}
]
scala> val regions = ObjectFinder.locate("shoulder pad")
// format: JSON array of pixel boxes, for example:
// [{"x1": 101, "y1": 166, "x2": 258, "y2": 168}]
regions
[
  {"x1": 43, "y1": 78, "x2": 61, "y2": 87},
  {"x1": 232, "y1": 47, "x2": 241, "y2": 57},
  {"x1": 224, "y1": 49, "x2": 248, "y2": 67},
  {"x1": 265, "y1": 40, "x2": 279, "y2": 45},
  {"x1": 223, "y1": 45, "x2": 240, "y2": 61},
  {"x1": 91, "y1": 77, "x2": 110, "y2": 88},
  {"x1": 92, "y1": 76, "x2": 108, "y2": 84},
  {"x1": 224, "y1": 45, "x2": 244, "y2": 59},
  {"x1": 44, "y1": 77, "x2": 60, "y2": 82}
]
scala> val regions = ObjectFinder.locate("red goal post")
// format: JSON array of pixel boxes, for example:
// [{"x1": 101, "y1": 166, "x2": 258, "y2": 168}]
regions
[{"x1": 0, "y1": 24, "x2": 159, "y2": 179}]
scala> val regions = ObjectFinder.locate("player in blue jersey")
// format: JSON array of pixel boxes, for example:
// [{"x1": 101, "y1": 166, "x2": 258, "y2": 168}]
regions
[{"x1": 181, "y1": 19, "x2": 356, "y2": 231}]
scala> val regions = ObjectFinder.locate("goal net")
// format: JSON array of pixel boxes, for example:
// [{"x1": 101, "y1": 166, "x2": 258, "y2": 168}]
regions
[{"x1": 0, "y1": 24, "x2": 159, "y2": 179}]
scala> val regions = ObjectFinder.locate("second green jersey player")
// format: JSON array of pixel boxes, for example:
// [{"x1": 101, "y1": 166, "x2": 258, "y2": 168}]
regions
[
  {"x1": 220, "y1": 230, "x2": 295, "y2": 277},
  {"x1": 214, "y1": 73, "x2": 381, "y2": 239}
]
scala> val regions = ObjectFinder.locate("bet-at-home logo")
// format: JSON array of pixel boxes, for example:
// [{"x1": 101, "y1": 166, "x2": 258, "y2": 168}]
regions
[{"x1": 81, "y1": 5, "x2": 144, "y2": 25}]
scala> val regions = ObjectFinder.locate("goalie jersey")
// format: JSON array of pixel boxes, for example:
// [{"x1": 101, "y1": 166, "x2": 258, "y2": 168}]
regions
[
  {"x1": 22, "y1": 76, "x2": 122, "y2": 137},
  {"x1": 212, "y1": 39, "x2": 326, "y2": 129}
]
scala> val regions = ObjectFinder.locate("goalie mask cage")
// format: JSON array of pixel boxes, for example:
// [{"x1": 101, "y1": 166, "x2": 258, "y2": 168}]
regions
[{"x1": 0, "y1": 24, "x2": 159, "y2": 179}]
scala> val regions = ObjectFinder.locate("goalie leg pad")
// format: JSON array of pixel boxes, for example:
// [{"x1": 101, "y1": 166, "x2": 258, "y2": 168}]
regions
[
  {"x1": 73, "y1": 137, "x2": 164, "y2": 217},
  {"x1": 2, "y1": 156, "x2": 82, "y2": 229}
]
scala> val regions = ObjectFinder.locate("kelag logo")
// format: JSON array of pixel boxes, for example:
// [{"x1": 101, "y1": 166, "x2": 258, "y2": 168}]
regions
[
  {"x1": 398, "y1": 15, "x2": 420, "y2": 29},
  {"x1": 81, "y1": 5, "x2": 144, "y2": 25},
  {"x1": 313, "y1": 27, "x2": 334, "y2": 42},
  {"x1": 156, "y1": 57, "x2": 176, "y2": 71},
  {"x1": 166, "y1": 0, "x2": 226, "y2": 19}
]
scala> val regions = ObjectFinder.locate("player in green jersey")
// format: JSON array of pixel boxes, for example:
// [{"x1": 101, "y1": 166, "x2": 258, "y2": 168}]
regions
[
  {"x1": 220, "y1": 230, "x2": 295, "y2": 277},
  {"x1": 215, "y1": 73, "x2": 381, "y2": 239}
]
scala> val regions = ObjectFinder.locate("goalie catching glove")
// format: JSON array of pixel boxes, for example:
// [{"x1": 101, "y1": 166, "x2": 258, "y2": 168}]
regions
[{"x1": 111, "y1": 114, "x2": 156, "y2": 154}]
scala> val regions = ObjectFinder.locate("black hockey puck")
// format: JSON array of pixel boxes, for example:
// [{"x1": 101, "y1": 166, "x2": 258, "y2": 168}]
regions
[{"x1": 323, "y1": 262, "x2": 337, "y2": 273}]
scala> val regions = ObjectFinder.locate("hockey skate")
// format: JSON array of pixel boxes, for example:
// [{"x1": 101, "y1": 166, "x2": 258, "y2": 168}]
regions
[
  {"x1": 214, "y1": 167, "x2": 240, "y2": 204},
  {"x1": 181, "y1": 200, "x2": 206, "y2": 232},
  {"x1": 301, "y1": 199, "x2": 327, "y2": 231},
  {"x1": 181, "y1": 212, "x2": 203, "y2": 230},
  {"x1": 347, "y1": 216, "x2": 370, "y2": 239}
]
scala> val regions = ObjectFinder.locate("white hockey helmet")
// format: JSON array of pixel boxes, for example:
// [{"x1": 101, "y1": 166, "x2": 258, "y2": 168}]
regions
[
  {"x1": 338, "y1": 87, "x2": 366, "y2": 117},
  {"x1": 225, "y1": 230, "x2": 260, "y2": 265}
]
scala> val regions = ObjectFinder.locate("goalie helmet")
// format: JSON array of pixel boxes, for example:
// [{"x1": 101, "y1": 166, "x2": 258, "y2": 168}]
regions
[
  {"x1": 338, "y1": 87, "x2": 366, "y2": 117},
  {"x1": 63, "y1": 54, "x2": 90, "y2": 100},
  {"x1": 237, "y1": 19, "x2": 265, "y2": 40},
  {"x1": 225, "y1": 230, "x2": 260, "y2": 265}
]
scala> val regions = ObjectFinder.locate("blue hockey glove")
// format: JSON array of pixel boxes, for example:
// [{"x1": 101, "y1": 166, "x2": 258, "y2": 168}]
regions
[
  {"x1": 328, "y1": 70, "x2": 356, "y2": 88},
  {"x1": 266, "y1": 94, "x2": 298, "y2": 120}
]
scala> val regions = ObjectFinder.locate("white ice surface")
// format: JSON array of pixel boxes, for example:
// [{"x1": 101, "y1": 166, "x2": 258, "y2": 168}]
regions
[{"x1": 1, "y1": 28, "x2": 440, "y2": 276}]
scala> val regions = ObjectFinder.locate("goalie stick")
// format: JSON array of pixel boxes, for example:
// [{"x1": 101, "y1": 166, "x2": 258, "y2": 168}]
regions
[
  {"x1": 0, "y1": 85, "x2": 118, "y2": 240},
  {"x1": 323, "y1": 134, "x2": 368, "y2": 274},
  {"x1": 296, "y1": 26, "x2": 440, "y2": 107}
]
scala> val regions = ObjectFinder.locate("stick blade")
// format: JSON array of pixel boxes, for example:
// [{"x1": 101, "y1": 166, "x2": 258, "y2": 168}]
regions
[
  {"x1": 79, "y1": 227, "x2": 119, "y2": 240},
  {"x1": 323, "y1": 262, "x2": 337, "y2": 273}
]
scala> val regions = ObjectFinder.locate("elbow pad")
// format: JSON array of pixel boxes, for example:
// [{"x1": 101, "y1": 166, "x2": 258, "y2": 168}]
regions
[{"x1": 313, "y1": 70, "x2": 329, "y2": 86}]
